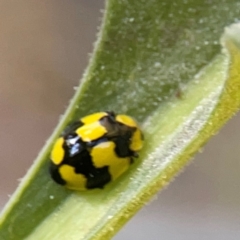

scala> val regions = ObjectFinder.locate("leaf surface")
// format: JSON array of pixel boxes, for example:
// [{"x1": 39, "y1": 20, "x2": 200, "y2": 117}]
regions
[{"x1": 1, "y1": 1, "x2": 240, "y2": 239}]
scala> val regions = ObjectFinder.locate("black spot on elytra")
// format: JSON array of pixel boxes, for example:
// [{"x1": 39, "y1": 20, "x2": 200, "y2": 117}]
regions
[
  {"x1": 60, "y1": 136, "x2": 112, "y2": 189},
  {"x1": 110, "y1": 128, "x2": 137, "y2": 158},
  {"x1": 86, "y1": 166, "x2": 111, "y2": 189},
  {"x1": 112, "y1": 135, "x2": 132, "y2": 157},
  {"x1": 49, "y1": 163, "x2": 66, "y2": 185}
]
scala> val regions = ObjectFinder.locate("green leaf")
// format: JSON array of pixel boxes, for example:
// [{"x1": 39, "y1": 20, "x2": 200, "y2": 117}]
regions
[{"x1": 1, "y1": 1, "x2": 240, "y2": 239}]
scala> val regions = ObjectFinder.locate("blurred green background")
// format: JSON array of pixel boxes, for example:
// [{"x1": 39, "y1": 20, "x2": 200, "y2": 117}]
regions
[{"x1": 0, "y1": 1, "x2": 240, "y2": 239}]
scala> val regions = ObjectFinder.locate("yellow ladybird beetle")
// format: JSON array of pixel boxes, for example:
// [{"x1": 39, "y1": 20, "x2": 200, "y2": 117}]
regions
[{"x1": 49, "y1": 111, "x2": 143, "y2": 190}]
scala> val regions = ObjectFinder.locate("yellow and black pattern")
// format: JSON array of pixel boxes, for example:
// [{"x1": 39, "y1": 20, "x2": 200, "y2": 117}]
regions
[{"x1": 49, "y1": 111, "x2": 143, "y2": 190}]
